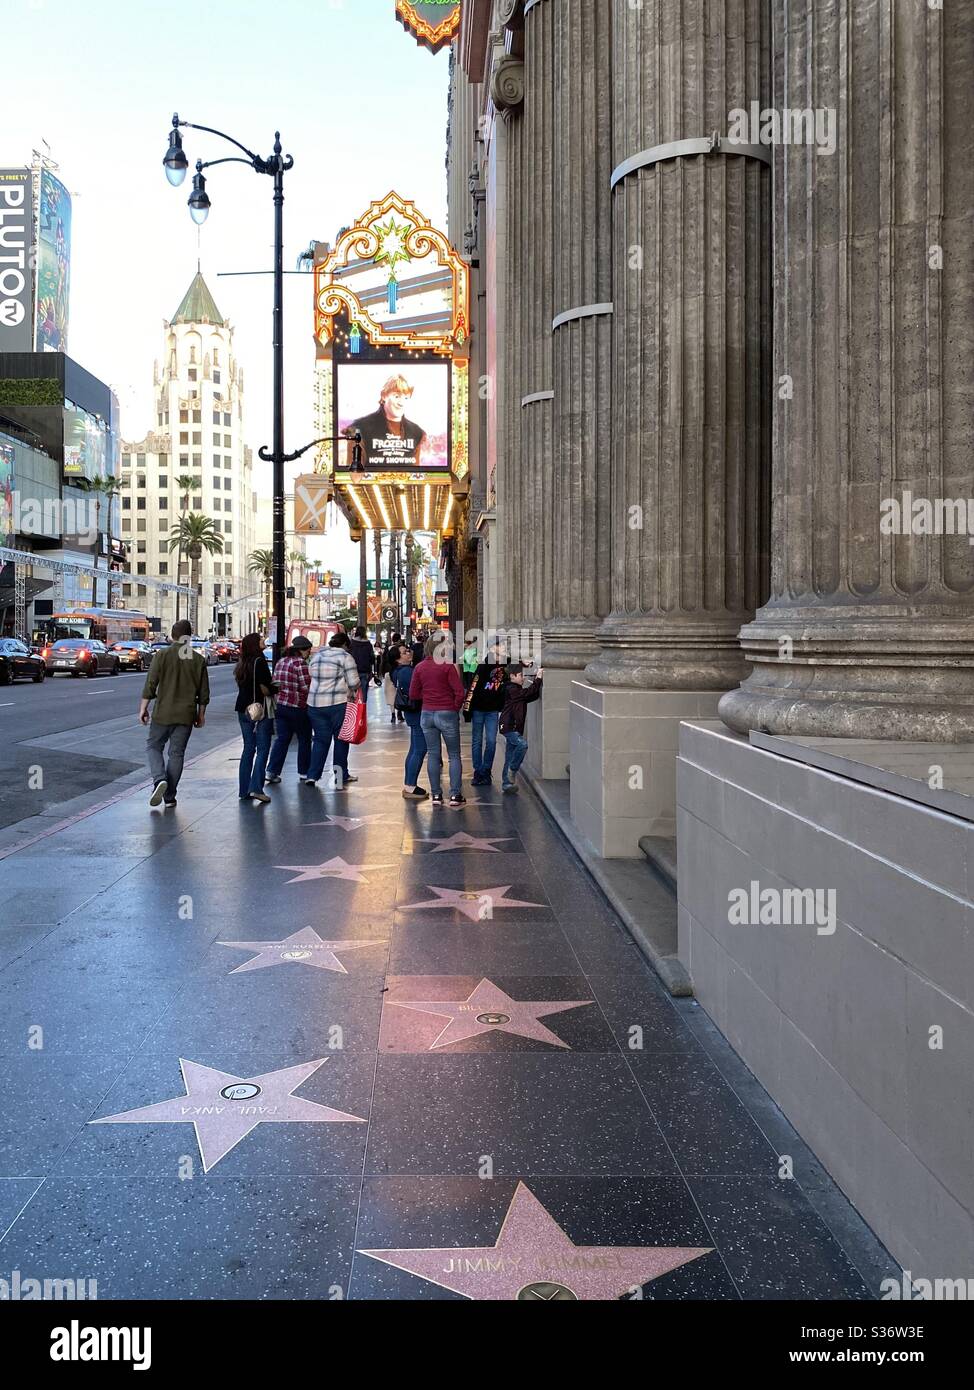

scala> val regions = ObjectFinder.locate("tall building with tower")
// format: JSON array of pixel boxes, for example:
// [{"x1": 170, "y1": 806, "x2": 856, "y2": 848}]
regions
[{"x1": 120, "y1": 271, "x2": 259, "y2": 634}]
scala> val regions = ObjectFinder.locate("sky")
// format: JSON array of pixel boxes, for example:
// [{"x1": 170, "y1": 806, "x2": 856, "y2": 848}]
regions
[{"x1": 4, "y1": 0, "x2": 451, "y2": 584}]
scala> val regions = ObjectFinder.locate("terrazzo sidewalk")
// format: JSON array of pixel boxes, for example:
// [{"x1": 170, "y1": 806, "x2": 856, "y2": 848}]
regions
[{"x1": 0, "y1": 688, "x2": 898, "y2": 1300}]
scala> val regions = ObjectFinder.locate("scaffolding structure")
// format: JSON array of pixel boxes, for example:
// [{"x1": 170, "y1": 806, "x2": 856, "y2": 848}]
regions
[{"x1": 0, "y1": 546, "x2": 194, "y2": 640}]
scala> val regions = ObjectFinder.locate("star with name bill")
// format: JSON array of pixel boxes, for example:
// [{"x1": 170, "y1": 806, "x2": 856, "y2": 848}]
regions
[
  {"x1": 360, "y1": 1182, "x2": 712, "y2": 1300},
  {"x1": 275, "y1": 856, "x2": 393, "y2": 884},
  {"x1": 419, "y1": 832, "x2": 514, "y2": 853},
  {"x1": 307, "y1": 814, "x2": 394, "y2": 832},
  {"x1": 388, "y1": 978, "x2": 592, "y2": 1048},
  {"x1": 90, "y1": 1057, "x2": 365, "y2": 1172},
  {"x1": 399, "y1": 885, "x2": 544, "y2": 921},
  {"x1": 217, "y1": 927, "x2": 386, "y2": 974}
]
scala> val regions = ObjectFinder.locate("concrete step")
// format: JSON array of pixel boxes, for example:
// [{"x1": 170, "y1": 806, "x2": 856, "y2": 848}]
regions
[{"x1": 639, "y1": 835, "x2": 678, "y2": 895}]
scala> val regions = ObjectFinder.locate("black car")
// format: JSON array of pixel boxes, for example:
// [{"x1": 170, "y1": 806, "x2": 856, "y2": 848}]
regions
[
  {"x1": 44, "y1": 639, "x2": 121, "y2": 678},
  {"x1": 0, "y1": 638, "x2": 46, "y2": 684}
]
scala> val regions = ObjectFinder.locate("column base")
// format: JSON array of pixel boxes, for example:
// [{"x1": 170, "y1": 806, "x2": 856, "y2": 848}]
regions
[
  {"x1": 585, "y1": 614, "x2": 749, "y2": 691},
  {"x1": 720, "y1": 608, "x2": 974, "y2": 740},
  {"x1": 568, "y1": 681, "x2": 724, "y2": 855}
]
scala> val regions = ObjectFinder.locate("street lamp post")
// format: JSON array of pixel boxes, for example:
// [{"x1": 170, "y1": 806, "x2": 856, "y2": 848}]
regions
[{"x1": 162, "y1": 113, "x2": 293, "y2": 661}]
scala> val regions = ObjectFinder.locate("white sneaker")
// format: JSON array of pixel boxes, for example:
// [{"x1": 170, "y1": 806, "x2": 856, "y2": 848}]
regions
[{"x1": 149, "y1": 780, "x2": 168, "y2": 807}]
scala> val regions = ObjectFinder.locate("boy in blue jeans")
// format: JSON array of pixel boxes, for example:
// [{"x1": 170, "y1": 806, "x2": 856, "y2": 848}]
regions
[{"x1": 498, "y1": 664, "x2": 544, "y2": 792}]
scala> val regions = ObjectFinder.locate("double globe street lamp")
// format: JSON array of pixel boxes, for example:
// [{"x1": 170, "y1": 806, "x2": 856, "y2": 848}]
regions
[{"x1": 162, "y1": 113, "x2": 293, "y2": 660}]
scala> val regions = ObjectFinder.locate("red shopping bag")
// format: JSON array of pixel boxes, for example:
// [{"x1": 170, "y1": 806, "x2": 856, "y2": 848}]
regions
[{"x1": 339, "y1": 691, "x2": 368, "y2": 745}]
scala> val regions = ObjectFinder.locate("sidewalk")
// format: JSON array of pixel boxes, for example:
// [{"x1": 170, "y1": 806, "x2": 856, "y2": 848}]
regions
[{"x1": 0, "y1": 688, "x2": 897, "y2": 1300}]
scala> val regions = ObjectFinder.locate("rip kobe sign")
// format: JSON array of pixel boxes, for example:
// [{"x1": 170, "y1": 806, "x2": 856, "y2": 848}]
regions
[{"x1": 0, "y1": 170, "x2": 33, "y2": 351}]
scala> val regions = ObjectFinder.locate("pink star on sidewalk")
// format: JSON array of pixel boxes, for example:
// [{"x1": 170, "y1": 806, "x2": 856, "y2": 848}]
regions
[
  {"x1": 419, "y1": 832, "x2": 514, "y2": 852},
  {"x1": 218, "y1": 927, "x2": 386, "y2": 974},
  {"x1": 275, "y1": 856, "x2": 394, "y2": 884},
  {"x1": 90, "y1": 1057, "x2": 365, "y2": 1172},
  {"x1": 306, "y1": 814, "x2": 395, "y2": 832},
  {"x1": 360, "y1": 1183, "x2": 712, "y2": 1300},
  {"x1": 399, "y1": 885, "x2": 545, "y2": 921},
  {"x1": 387, "y1": 978, "x2": 592, "y2": 1048}
]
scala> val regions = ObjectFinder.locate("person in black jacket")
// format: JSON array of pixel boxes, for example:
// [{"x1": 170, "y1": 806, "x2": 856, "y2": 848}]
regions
[
  {"x1": 347, "y1": 626, "x2": 376, "y2": 683},
  {"x1": 498, "y1": 663, "x2": 543, "y2": 793},
  {"x1": 464, "y1": 641, "x2": 508, "y2": 785},
  {"x1": 234, "y1": 632, "x2": 276, "y2": 804}
]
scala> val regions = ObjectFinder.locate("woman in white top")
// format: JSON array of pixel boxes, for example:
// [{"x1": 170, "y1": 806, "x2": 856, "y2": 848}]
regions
[{"x1": 305, "y1": 630, "x2": 361, "y2": 788}]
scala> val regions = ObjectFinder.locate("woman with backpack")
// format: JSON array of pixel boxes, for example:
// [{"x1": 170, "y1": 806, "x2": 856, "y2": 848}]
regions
[{"x1": 234, "y1": 632, "x2": 276, "y2": 804}]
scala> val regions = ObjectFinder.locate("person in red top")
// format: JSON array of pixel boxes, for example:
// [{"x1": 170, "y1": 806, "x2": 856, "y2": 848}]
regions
[
  {"x1": 409, "y1": 631, "x2": 466, "y2": 806},
  {"x1": 265, "y1": 636, "x2": 313, "y2": 784}
]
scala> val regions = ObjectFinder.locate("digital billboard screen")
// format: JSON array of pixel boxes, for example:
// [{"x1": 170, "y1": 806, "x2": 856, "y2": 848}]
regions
[
  {"x1": 0, "y1": 169, "x2": 33, "y2": 351},
  {"x1": 35, "y1": 168, "x2": 71, "y2": 353},
  {"x1": 337, "y1": 361, "x2": 449, "y2": 473}
]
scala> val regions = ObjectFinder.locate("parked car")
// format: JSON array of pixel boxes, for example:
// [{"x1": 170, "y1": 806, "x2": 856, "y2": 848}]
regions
[
  {"x1": 191, "y1": 639, "x2": 219, "y2": 666},
  {"x1": 111, "y1": 640, "x2": 154, "y2": 672},
  {"x1": 0, "y1": 637, "x2": 46, "y2": 684},
  {"x1": 44, "y1": 638, "x2": 120, "y2": 678}
]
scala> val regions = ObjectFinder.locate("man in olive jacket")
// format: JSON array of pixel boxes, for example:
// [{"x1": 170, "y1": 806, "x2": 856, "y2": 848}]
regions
[{"x1": 139, "y1": 619, "x2": 210, "y2": 808}]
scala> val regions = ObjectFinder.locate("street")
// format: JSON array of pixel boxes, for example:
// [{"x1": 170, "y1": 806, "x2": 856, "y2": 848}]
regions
[{"x1": 0, "y1": 665, "x2": 240, "y2": 833}]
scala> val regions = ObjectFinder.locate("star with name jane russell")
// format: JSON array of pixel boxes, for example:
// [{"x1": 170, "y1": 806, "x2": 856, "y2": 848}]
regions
[
  {"x1": 387, "y1": 978, "x2": 593, "y2": 1048},
  {"x1": 359, "y1": 1182, "x2": 713, "y2": 1300},
  {"x1": 399, "y1": 885, "x2": 545, "y2": 921},
  {"x1": 90, "y1": 1057, "x2": 365, "y2": 1172},
  {"x1": 217, "y1": 927, "x2": 387, "y2": 974},
  {"x1": 275, "y1": 856, "x2": 394, "y2": 884}
]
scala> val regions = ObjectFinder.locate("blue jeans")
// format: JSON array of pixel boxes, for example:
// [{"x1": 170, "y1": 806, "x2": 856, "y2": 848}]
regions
[
  {"x1": 471, "y1": 708, "x2": 499, "y2": 778},
  {"x1": 238, "y1": 713, "x2": 273, "y2": 796},
  {"x1": 421, "y1": 709, "x2": 462, "y2": 798},
  {"x1": 267, "y1": 704, "x2": 312, "y2": 779},
  {"x1": 404, "y1": 708, "x2": 427, "y2": 787},
  {"x1": 307, "y1": 702, "x2": 350, "y2": 784},
  {"x1": 502, "y1": 729, "x2": 529, "y2": 785}
]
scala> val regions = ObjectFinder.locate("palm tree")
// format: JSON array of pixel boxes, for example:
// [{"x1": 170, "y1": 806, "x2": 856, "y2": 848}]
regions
[
  {"x1": 248, "y1": 549, "x2": 275, "y2": 631},
  {"x1": 288, "y1": 550, "x2": 309, "y2": 619},
  {"x1": 173, "y1": 475, "x2": 201, "y2": 622},
  {"x1": 168, "y1": 514, "x2": 224, "y2": 633},
  {"x1": 76, "y1": 474, "x2": 125, "y2": 607}
]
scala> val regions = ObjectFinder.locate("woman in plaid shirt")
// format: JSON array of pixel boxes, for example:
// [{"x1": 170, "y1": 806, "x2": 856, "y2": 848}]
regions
[
  {"x1": 265, "y1": 636, "x2": 313, "y2": 784},
  {"x1": 305, "y1": 630, "x2": 362, "y2": 788}
]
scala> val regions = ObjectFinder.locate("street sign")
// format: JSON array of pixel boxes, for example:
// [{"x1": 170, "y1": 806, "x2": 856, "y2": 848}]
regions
[
  {"x1": 366, "y1": 579, "x2": 394, "y2": 593},
  {"x1": 293, "y1": 474, "x2": 330, "y2": 535},
  {"x1": 381, "y1": 605, "x2": 397, "y2": 623}
]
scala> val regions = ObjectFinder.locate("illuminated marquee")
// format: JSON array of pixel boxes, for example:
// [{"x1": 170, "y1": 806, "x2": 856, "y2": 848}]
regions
[
  {"x1": 313, "y1": 192, "x2": 470, "y2": 540},
  {"x1": 395, "y1": 0, "x2": 461, "y2": 53}
]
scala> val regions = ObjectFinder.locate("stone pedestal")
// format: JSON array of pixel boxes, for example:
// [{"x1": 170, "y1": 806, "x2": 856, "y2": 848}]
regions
[
  {"x1": 720, "y1": 0, "x2": 974, "y2": 741},
  {"x1": 525, "y1": 667, "x2": 573, "y2": 780},
  {"x1": 677, "y1": 719, "x2": 974, "y2": 1274},
  {"x1": 569, "y1": 681, "x2": 722, "y2": 854}
]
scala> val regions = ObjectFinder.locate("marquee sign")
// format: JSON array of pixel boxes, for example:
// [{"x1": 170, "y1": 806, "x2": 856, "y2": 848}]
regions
[{"x1": 395, "y1": 0, "x2": 461, "y2": 53}]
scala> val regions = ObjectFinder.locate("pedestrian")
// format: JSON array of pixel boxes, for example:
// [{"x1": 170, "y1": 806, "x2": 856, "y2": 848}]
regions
[
  {"x1": 234, "y1": 632, "x2": 276, "y2": 804},
  {"x1": 381, "y1": 632, "x2": 406, "y2": 723},
  {"x1": 409, "y1": 630, "x2": 466, "y2": 807},
  {"x1": 461, "y1": 634, "x2": 479, "y2": 690},
  {"x1": 348, "y1": 624, "x2": 376, "y2": 686},
  {"x1": 305, "y1": 629, "x2": 361, "y2": 789},
  {"x1": 265, "y1": 635, "x2": 313, "y2": 785},
  {"x1": 140, "y1": 618, "x2": 209, "y2": 809},
  {"x1": 464, "y1": 639, "x2": 508, "y2": 786},
  {"x1": 410, "y1": 631, "x2": 426, "y2": 667},
  {"x1": 499, "y1": 663, "x2": 544, "y2": 793},
  {"x1": 392, "y1": 645, "x2": 428, "y2": 799}
]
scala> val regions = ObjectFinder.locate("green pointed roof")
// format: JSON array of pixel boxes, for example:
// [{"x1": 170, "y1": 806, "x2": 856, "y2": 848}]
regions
[{"x1": 171, "y1": 271, "x2": 225, "y2": 326}]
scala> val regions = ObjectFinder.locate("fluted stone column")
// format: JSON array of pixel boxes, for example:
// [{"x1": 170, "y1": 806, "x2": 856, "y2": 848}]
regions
[
  {"x1": 570, "y1": 0, "x2": 772, "y2": 853},
  {"x1": 516, "y1": 0, "x2": 555, "y2": 653},
  {"x1": 720, "y1": 0, "x2": 974, "y2": 740},
  {"x1": 528, "y1": 0, "x2": 614, "y2": 780}
]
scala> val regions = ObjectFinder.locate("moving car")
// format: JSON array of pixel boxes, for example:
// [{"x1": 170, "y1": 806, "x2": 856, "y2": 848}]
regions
[
  {"x1": 0, "y1": 638, "x2": 46, "y2": 684},
  {"x1": 212, "y1": 639, "x2": 239, "y2": 663},
  {"x1": 111, "y1": 640, "x2": 154, "y2": 672},
  {"x1": 44, "y1": 638, "x2": 121, "y2": 678},
  {"x1": 191, "y1": 639, "x2": 219, "y2": 666}
]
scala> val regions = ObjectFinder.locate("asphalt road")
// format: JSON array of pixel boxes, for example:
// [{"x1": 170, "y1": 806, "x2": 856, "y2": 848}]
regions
[{"x1": 0, "y1": 663, "x2": 243, "y2": 832}]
